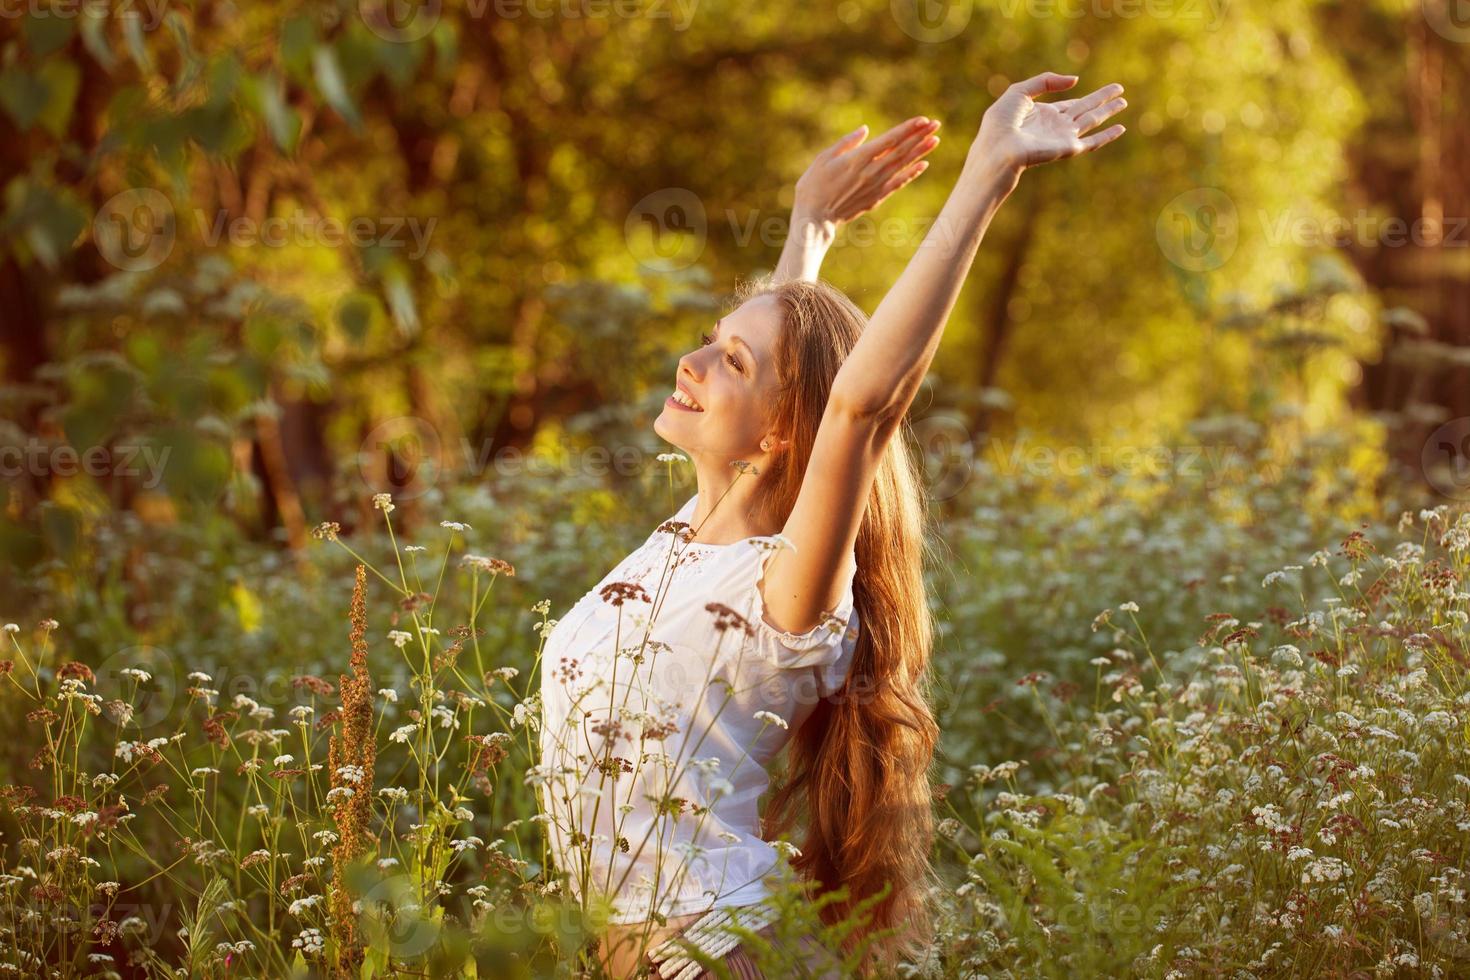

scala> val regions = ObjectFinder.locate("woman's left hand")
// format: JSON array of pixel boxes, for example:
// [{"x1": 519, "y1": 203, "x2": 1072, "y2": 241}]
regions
[
  {"x1": 972, "y1": 72, "x2": 1127, "y2": 176},
  {"x1": 793, "y1": 116, "x2": 942, "y2": 226}
]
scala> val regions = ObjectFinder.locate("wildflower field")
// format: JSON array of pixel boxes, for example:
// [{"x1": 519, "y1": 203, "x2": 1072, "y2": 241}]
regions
[
  {"x1": 2, "y1": 413, "x2": 1467, "y2": 978},
  {"x1": 6, "y1": 0, "x2": 1470, "y2": 975}
]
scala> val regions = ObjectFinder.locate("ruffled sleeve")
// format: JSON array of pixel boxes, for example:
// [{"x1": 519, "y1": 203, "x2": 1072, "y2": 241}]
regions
[{"x1": 735, "y1": 536, "x2": 860, "y2": 672}]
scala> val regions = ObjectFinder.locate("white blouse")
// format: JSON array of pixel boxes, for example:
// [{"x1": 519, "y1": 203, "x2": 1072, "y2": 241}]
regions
[{"x1": 536, "y1": 493, "x2": 860, "y2": 925}]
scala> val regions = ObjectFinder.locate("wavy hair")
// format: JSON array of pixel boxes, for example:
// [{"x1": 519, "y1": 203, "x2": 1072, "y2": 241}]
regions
[{"x1": 730, "y1": 275, "x2": 942, "y2": 976}]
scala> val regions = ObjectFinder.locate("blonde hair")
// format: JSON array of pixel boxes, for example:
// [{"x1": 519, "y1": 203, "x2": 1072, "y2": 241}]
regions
[{"x1": 731, "y1": 275, "x2": 942, "y2": 976}]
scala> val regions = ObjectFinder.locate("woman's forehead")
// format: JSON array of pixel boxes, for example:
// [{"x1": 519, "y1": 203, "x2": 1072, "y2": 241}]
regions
[{"x1": 726, "y1": 294, "x2": 783, "y2": 353}]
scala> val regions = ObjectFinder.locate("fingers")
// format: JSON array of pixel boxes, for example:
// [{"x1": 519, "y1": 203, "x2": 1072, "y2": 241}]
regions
[
  {"x1": 871, "y1": 118, "x2": 941, "y2": 161},
  {"x1": 1062, "y1": 82, "x2": 1125, "y2": 120},
  {"x1": 1078, "y1": 123, "x2": 1126, "y2": 153},
  {"x1": 851, "y1": 158, "x2": 931, "y2": 217},
  {"x1": 1011, "y1": 71, "x2": 1078, "y2": 98},
  {"x1": 856, "y1": 116, "x2": 936, "y2": 161},
  {"x1": 869, "y1": 121, "x2": 941, "y2": 173},
  {"x1": 875, "y1": 158, "x2": 930, "y2": 200},
  {"x1": 1074, "y1": 96, "x2": 1127, "y2": 134},
  {"x1": 820, "y1": 124, "x2": 870, "y2": 161}
]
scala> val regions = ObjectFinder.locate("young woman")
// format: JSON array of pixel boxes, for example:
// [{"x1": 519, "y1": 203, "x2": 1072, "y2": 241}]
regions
[{"x1": 537, "y1": 71, "x2": 1127, "y2": 978}]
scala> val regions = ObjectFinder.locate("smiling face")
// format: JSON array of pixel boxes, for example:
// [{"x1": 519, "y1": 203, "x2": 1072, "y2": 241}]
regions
[{"x1": 653, "y1": 293, "x2": 786, "y2": 459}]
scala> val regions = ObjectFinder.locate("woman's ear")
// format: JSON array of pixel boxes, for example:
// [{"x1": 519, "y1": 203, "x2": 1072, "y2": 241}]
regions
[{"x1": 760, "y1": 434, "x2": 792, "y2": 453}]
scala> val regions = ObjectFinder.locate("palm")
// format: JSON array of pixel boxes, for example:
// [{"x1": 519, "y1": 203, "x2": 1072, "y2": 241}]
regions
[{"x1": 978, "y1": 74, "x2": 1127, "y2": 170}]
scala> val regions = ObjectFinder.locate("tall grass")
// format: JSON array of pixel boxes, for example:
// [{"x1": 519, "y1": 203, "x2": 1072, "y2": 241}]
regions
[{"x1": 1, "y1": 431, "x2": 1464, "y2": 977}]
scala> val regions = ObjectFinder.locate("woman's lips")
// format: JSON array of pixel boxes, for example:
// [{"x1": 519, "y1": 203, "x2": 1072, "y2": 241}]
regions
[{"x1": 665, "y1": 394, "x2": 703, "y2": 412}]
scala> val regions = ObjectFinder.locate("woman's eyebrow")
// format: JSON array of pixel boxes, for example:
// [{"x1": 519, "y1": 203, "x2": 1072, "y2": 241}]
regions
[{"x1": 713, "y1": 320, "x2": 757, "y2": 367}]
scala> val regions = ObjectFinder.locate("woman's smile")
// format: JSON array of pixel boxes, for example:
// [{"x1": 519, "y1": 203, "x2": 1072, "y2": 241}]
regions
[{"x1": 667, "y1": 382, "x2": 705, "y2": 411}]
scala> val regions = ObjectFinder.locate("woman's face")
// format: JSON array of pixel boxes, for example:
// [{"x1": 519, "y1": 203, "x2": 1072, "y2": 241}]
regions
[{"x1": 653, "y1": 293, "x2": 785, "y2": 459}]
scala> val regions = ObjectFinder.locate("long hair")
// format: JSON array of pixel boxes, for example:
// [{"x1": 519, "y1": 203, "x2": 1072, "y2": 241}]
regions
[{"x1": 730, "y1": 275, "x2": 942, "y2": 976}]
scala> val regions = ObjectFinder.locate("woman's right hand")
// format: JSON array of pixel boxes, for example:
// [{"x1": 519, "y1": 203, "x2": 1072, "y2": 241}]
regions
[{"x1": 792, "y1": 116, "x2": 942, "y2": 228}]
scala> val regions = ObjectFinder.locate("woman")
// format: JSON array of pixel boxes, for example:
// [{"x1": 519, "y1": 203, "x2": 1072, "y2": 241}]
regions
[{"x1": 537, "y1": 71, "x2": 1127, "y2": 978}]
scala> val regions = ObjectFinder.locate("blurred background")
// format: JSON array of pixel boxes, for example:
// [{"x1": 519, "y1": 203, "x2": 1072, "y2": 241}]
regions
[
  {"x1": 3, "y1": 0, "x2": 1470, "y2": 828},
  {"x1": 4, "y1": 0, "x2": 1470, "y2": 973}
]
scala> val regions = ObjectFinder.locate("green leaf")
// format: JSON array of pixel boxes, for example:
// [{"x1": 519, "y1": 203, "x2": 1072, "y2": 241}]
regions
[
  {"x1": 123, "y1": 11, "x2": 152, "y2": 72},
  {"x1": 37, "y1": 502, "x2": 82, "y2": 563},
  {"x1": 37, "y1": 60, "x2": 81, "y2": 137},
  {"x1": 248, "y1": 73, "x2": 301, "y2": 155},
  {"x1": 2, "y1": 177, "x2": 88, "y2": 270},
  {"x1": 336, "y1": 292, "x2": 382, "y2": 344},
  {"x1": 312, "y1": 44, "x2": 362, "y2": 131},
  {"x1": 0, "y1": 62, "x2": 81, "y2": 135},
  {"x1": 383, "y1": 266, "x2": 419, "y2": 338},
  {"x1": 24, "y1": 13, "x2": 76, "y2": 58},
  {"x1": 79, "y1": 10, "x2": 118, "y2": 71},
  {"x1": 280, "y1": 15, "x2": 317, "y2": 80}
]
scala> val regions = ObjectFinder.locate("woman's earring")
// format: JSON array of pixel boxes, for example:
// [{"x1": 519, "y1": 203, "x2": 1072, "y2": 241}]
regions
[{"x1": 760, "y1": 439, "x2": 770, "y2": 451}]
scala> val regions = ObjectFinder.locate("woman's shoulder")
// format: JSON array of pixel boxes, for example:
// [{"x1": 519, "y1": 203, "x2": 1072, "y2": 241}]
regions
[{"x1": 715, "y1": 536, "x2": 859, "y2": 670}]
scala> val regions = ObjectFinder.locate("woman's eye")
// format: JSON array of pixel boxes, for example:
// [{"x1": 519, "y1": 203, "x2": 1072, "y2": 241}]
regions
[
  {"x1": 726, "y1": 353, "x2": 743, "y2": 374},
  {"x1": 699, "y1": 332, "x2": 713, "y2": 346}
]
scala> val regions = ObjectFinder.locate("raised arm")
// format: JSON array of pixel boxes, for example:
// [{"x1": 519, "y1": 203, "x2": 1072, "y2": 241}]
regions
[
  {"x1": 772, "y1": 117, "x2": 942, "y2": 283},
  {"x1": 759, "y1": 72, "x2": 1127, "y2": 635}
]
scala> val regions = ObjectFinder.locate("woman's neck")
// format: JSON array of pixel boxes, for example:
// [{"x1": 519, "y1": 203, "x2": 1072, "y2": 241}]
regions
[{"x1": 686, "y1": 455, "x2": 781, "y2": 545}]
